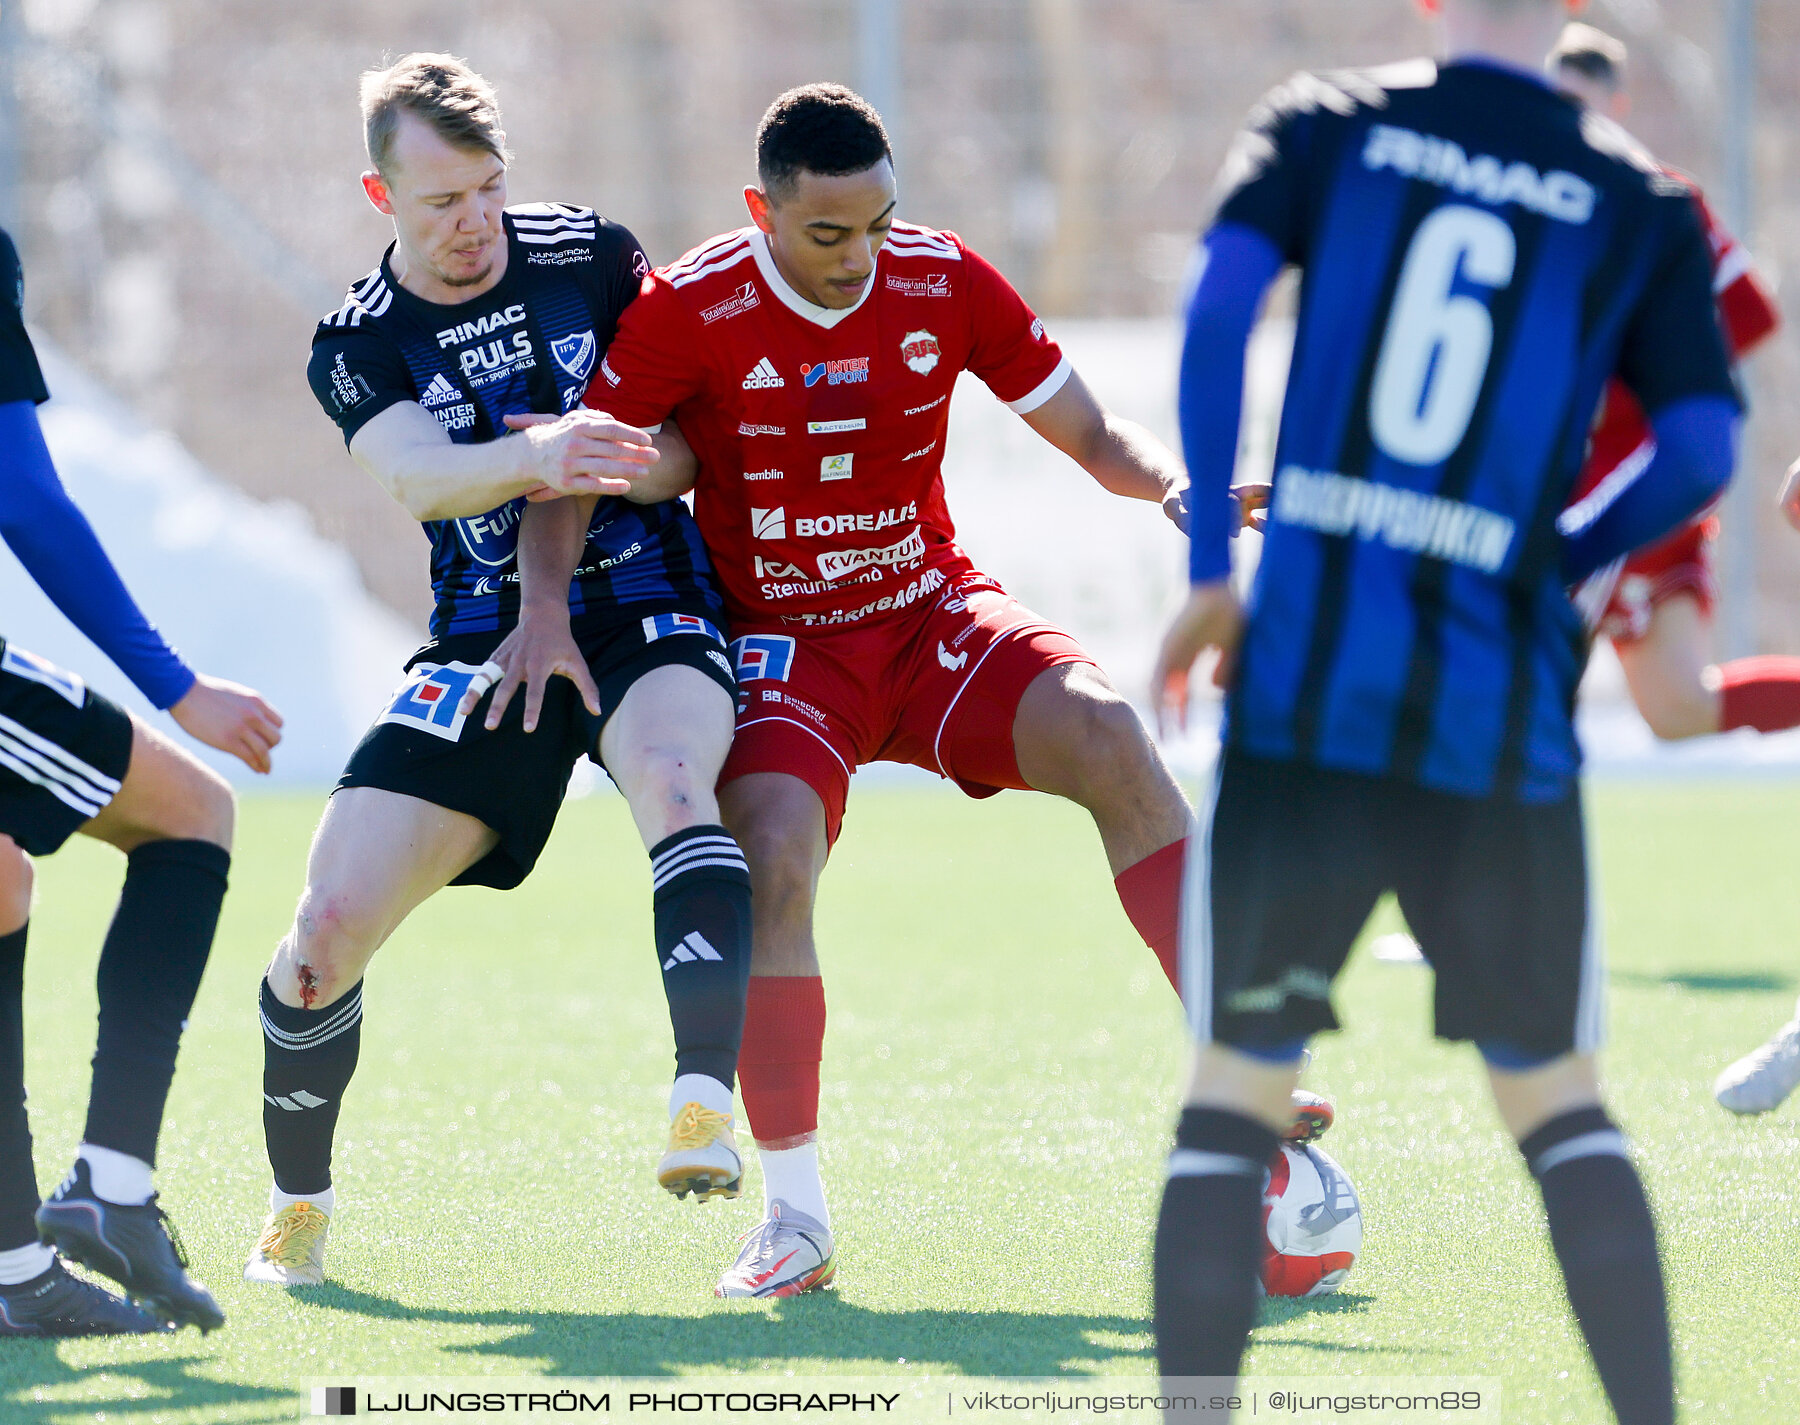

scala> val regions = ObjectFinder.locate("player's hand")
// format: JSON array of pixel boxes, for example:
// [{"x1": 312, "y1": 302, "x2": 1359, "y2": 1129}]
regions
[
  {"x1": 169, "y1": 674, "x2": 284, "y2": 774},
  {"x1": 1778, "y1": 456, "x2": 1800, "y2": 534},
  {"x1": 1232, "y1": 482, "x2": 1272, "y2": 534},
  {"x1": 1152, "y1": 578, "x2": 1245, "y2": 738},
  {"x1": 504, "y1": 410, "x2": 661, "y2": 499},
  {"x1": 458, "y1": 609, "x2": 601, "y2": 734},
  {"x1": 1162, "y1": 481, "x2": 1190, "y2": 534}
]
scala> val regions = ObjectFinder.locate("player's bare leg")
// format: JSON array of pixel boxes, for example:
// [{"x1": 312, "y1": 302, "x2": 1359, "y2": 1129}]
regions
[
  {"x1": 600, "y1": 664, "x2": 751, "y2": 1202},
  {"x1": 715, "y1": 772, "x2": 836, "y2": 1296},
  {"x1": 1011, "y1": 661, "x2": 1192, "y2": 989},
  {"x1": 247, "y1": 787, "x2": 494, "y2": 1286},
  {"x1": 30, "y1": 720, "x2": 235, "y2": 1331},
  {"x1": 1614, "y1": 593, "x2": 1720, "y2": 740}
]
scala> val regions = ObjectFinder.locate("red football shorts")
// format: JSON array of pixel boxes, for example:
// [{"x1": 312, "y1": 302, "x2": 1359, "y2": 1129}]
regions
[
  {"x1": 1598, "y1": 516, "x2": 1716, "y2": 645},
  {"x1": 721, "y1": 572, "x2": 1095, "y2": 845}
]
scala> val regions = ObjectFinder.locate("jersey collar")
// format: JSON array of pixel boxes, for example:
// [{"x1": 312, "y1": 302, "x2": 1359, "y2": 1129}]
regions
[{"x1": 749, "y1": 227, "x2": 875, "y2": 330}]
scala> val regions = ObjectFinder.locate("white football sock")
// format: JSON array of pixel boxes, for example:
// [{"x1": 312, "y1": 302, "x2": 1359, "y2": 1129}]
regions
[
  {"x1": 77, "y1": 1144, "x2": 153, "y2": 1206},
  {"x1": 0, "y1": 1241, "x2": 54, "y2": 1285},
  {"x1": 669, "y1": 1073, "x2": 735, "y2": 1121},
  {"x1": 757, "y1": 1140, "x2": 830, "y2": 1229},
  {"x1": 271, "y1": 1184, "x2": 334, "y2": 1217}
]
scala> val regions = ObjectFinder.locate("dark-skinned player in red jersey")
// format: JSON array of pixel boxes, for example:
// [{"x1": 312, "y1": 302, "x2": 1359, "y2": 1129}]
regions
[{"x1": 478, "y1": 83, "x2": 1273, "y2": 1299}]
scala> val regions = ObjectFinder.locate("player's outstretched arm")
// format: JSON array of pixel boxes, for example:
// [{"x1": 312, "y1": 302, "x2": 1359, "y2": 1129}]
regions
[
  {"x1": 599, "y1": 416, "x2": 698, "y2": 506},
  {"x1": 1017, "y1": 371, "x2": 1189, "y2": 530},
  {"x1": 350, "y1": 402, "x2": 660, "y2": 523},
  {"x1": 458, "y1": 494, "x2": 602, "y2": 733}
]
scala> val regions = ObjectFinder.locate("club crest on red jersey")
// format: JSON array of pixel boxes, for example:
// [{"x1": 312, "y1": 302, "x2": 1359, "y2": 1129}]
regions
[{"x1": 900, "y1": 330, "x2": 941, "y2": 376}]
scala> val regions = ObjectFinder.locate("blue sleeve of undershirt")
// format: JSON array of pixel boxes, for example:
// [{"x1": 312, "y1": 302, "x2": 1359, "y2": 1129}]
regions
[
  {"x1": 1180, "y1": 222, "x2": 1285, "y2": 584},
  {"x1": 0, "y1": 400, "x2": 195, "y2": 708},
  {"x1": 1560, "y1": 395, "x2": 1740, "y2": 585}
]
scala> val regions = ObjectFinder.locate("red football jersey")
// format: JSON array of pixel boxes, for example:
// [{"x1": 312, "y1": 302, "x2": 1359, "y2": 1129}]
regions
[
  {"x1": 584, "y1": 222, "x2": 1069, "y2": 628},
  {"x1": 1570, "y1": 184, "x2": 1779, "y2": 506}
]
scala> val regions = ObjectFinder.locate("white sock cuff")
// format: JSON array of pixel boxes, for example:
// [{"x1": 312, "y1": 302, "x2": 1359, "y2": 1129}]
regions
[
  {"x1": 670, "y1": 1074, "x2": 736, "y2": 1120},
  {"x1": 271, "y1": 1184, "x2": 335, "y2": 1217},
  {"x1": 757, "y1": 1140, "x2": 830, "y2": 1230},
  {"x1": 0, "y1": 1241, "x2": 55, "y2": 1286},
  {"x1": 77, "y1": 1144, "x2": 154, "y2": 1206}
]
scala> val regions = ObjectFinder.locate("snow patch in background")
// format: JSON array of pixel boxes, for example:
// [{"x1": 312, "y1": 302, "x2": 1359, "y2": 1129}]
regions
[{"x1": 2, "y1": 346, "x2": 418, "y2": 785}]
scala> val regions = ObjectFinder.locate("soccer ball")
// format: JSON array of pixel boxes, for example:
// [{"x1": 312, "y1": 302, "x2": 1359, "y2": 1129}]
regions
[{"x1": 1260, "y1": 1142, "x2": 1361, "y2": 1297}]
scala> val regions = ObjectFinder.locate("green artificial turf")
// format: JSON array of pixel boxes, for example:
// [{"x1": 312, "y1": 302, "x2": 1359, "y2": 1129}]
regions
[{"x1": 3, "y1": 781, "x2": 1797, "y2": 1422}]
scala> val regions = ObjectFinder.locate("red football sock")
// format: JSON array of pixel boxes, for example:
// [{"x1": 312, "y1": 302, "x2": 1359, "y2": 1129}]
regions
[
  {"x1": 1114, "y1": 838, "x2": 1185, "y2": 997},
  {"x1": 1718, "y1": 657, "x2": 1800, "y2": 733},
  {"x1": 737, "y1": 975, "x2": 825, "y2": 1149}
]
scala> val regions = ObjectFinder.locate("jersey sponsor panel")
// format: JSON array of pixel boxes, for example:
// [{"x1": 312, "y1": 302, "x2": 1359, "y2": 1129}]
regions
[
  {"x1": 306, "y1": 206, "x2": 722, "y2": 638},
  {"x1": 586, "y1": 223, "x2": 1063, "y2": 628}
]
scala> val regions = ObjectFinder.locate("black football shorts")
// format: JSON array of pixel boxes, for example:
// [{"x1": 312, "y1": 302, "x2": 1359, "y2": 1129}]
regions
[
  {"x1": 1183, "y1": 749, "x2": 1599, "y2": 1061},
  {"x1": 0, "y1": 639, "x2": 133, "y2": 855},
  {"x1": 337, "y1": 606, "x2": 735, "y2": 890}
]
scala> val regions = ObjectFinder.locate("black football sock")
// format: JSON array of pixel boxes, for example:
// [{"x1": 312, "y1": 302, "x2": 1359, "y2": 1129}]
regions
[
  {"x1": 81, "y1": 840, "x2": 229, "y2": 1166},
  {"x1": 0, "y1": 925, "x2": 38, "y2": 1250},
  {"x1": 650, "y1": 825, "x2": 752, "y2": 1090},
  {"x1": 1521, "y1": 1108, "x2": 1674, "y2": 1425},
  {"x1": 1154, "y1": 1106, "x2": 1278, "y2": 1387},
  {"x1": 261, "y1": 977, "x2": 363, "y2": 1197}
]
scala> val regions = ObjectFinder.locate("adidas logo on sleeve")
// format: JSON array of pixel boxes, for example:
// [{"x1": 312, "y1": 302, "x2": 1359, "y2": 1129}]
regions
[{"x1": 742, "y1": 358, "x2": 785, "y2": 390}]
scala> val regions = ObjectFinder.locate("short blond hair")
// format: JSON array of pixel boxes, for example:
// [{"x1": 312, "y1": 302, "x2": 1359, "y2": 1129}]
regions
[{"x1": 359, "y1": 53, "x2": 511, "y2": 175}]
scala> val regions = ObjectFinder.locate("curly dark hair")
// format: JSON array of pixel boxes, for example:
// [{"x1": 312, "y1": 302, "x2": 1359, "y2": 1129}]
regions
[{"x1": 756, "y1": 83, "x2": 891, "y2": 199}]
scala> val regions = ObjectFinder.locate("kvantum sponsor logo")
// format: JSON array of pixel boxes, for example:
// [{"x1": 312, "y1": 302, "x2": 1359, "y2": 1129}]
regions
[
  {"x1": 1272, "y1": 465, "x2": 1516, "y2": 575},
  {"x1": 817, "y1": 529, "x2": 927, "y2": 581}
]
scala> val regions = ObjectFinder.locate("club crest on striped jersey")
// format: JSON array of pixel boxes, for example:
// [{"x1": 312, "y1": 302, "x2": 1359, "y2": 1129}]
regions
[
  {"x1": 900, "y1": 330, "x2": 940, "y2": 375},
  {"x1": 551, "y1": 329, "x2": 597, "y2": 382}
]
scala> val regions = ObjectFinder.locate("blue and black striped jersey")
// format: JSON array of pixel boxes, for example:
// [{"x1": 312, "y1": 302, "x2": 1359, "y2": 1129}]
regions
[
  {"x1": 308, "y1": 205, "x2": 721, "y2": 638},
  {"x1": 1215, "y1": 61, "x2": 1737, "y2": 801}
]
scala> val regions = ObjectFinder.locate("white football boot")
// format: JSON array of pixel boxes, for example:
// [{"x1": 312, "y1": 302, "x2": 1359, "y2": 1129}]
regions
[
  {"x1": 244, "y1": 1201, "x2": 331, "y2": 1286},
  {"x1": 1714, "y1": 1004, "x2": 1800, "y2": 1114},
  {"x1": 657, "y1": 1102, "x2": 743, "y2": 1201},
  {"x1": 714, "y1": 1199, "x2": 835, "y2": 1298}
]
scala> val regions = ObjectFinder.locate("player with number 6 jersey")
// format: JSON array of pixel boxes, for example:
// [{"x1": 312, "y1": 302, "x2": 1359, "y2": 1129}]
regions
[
  {"x1": 1151, "y1": 2, "x2": 1741, "y2": 1417},
  {"x1": 512, "y1": 83, "x2": 1199, "y2": 1298}
]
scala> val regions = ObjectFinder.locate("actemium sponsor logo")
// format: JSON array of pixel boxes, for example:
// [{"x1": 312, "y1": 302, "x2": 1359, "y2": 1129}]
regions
[{"x1": 807, "y1": 418, "x2": 866, "y2": 435}]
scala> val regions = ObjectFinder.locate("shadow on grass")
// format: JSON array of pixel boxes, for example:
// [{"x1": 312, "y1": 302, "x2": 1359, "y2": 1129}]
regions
[
  {"x1": 306, "y1": 1284, "x2": 1150, "y2": 1376},
  {"x1": 1254, "y1": 1292, "x2": 1428, "y2": 1355},
  {"x1": 1611, "y1": 970, "x2": 1795, "y2": 994},
  {"x1": 2, "y1": 1348, "x2": 298, "y2": 1424}
]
